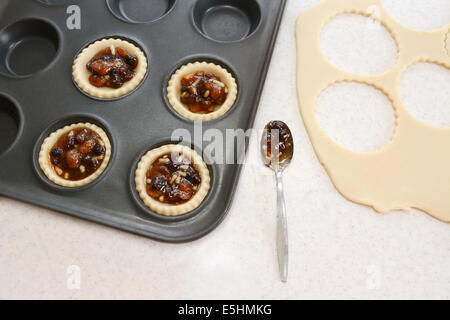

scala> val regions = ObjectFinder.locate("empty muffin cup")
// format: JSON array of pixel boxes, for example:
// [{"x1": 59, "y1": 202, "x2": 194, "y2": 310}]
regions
[
  {"x1": 193, "y1": 0, "x2": 261, "y2": 42},
  {"x1": 0, "y1": 94, "x2": 22, "y2": 156},
  {"x1": 107, "y1": 0, "x2": 177, "y2": 24},
  {"x1": 36, "y1": 0, "x2": 76, "y2": 5},
  {"x1": 0, "y1": 18, "x2": 60, "y2": 77}
]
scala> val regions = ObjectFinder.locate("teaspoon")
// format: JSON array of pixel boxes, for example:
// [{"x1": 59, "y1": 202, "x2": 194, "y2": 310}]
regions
[{"x1": 261, "y1": 120, "x2": 294, "y2": 282}]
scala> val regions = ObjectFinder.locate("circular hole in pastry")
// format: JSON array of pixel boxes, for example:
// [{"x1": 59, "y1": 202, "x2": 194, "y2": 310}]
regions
[
  {"x1": 134, "y1": 143, "x2": 211, "y2": 217},
  {"x1": 0, "y1": 94, "x2": 22, "y2": 156},
  {"x1": 399, "y1": 62, "x2": 450, "y2": 128},
  {"x1": 72, "y1": 37, "x2": 148, "y2": 100},
  {"x1": 106, "y1": 0, "x2": 176, "y2": 24},
  {"x1": 320, "y1": 14, "x2": 398, "y2": 75},
  {"x1": 36, "y1": 117, "x2": 113, "y2": 189},
  {"x1": 0, "y1": 18, "x2": 60, "y2": 77},
  {"x1": 166, "y1": 59, "x2": 238, "y2": 122},
  {"x1": 316, "y1": 81, "x2": 396, "y2": 153},
  {"x1": 382, "y1": 0, "x2": 450, "y2": 31},
  {"x1": 193, "y1": 0, "x2": 261, "y2": 42}
]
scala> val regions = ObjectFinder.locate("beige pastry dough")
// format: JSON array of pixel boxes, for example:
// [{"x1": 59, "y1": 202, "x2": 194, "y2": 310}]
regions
[
  {"x1": 135, "y1": 144, "x2": 210, "y2": 216},
  {"x1": 73, "y1": 38, "x2": 147, "y2": 99},
  {"x1": 167, "y1": 62, "x2": 238, "y2": 121},
  {"x1": 296, "y1": 0, "x2": 450, "y2": 221},
  {"x1": 446, "y1": 29, "x2": 450, "y2": 57},
  {"x1": 39, "y1": 123, "x2": 112, "y2": 188}
]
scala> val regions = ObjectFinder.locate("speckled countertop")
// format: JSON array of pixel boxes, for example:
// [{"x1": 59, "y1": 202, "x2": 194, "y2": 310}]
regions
[{"x1": 1, "y1": 0, "x2": 449, "y2": 299}]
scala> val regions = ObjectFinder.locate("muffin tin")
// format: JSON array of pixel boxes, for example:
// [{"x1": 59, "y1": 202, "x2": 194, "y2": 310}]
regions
[{"x1": 0, "y1": 0, "x2": 286, "y2": 242}]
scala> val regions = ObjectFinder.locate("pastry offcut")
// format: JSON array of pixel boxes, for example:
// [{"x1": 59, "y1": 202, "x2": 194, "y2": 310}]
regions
[{"x1": 295, "y1": 0, "x2": 450, "y2": 221}]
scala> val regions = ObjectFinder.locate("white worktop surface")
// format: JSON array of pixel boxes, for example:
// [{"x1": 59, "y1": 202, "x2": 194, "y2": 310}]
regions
[{"x1": 1, "y1": 0, "x2": 449, "y2": 299}]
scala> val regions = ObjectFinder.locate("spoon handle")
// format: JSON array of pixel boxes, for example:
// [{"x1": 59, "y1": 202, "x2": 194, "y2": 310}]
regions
[{"x1": 275, "y1": 170, "x2": 288, "y2": 282}]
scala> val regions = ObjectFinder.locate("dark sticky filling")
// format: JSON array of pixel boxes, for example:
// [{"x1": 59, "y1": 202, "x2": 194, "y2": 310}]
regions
[
  {"x1": 146, "y1": 152, "x2": 201, "y2": 205},
  {"x1": 263, "y1": 120, "x2": 293, "y2": 162},
  {"x1": 50, "y1": 127, "x2": 106, "y2": 181},
  {"x1": 180, "y1": 71, "x2": 229, "y2": 114},
  {"x1": 86, "y1": 46, "x2": 138, "y2": 89}
]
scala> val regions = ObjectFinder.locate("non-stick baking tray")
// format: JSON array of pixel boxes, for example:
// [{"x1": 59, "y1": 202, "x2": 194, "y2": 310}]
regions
[{"x1": 0, "y1": 0, "x2": 286, "y2": 242}]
